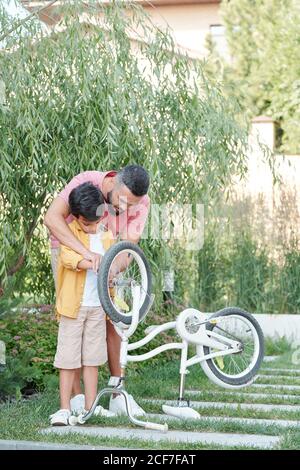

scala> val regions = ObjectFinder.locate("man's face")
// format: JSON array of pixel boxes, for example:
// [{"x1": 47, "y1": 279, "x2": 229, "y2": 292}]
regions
[
  {"x1": 77, "y1": 216, "x2": 102, "y2": 234},
  {"x1": 106, "y1": 183, "x2": 142, "y2": 216}
]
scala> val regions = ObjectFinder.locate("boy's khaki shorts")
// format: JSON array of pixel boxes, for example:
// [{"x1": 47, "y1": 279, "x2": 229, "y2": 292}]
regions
[{"x1": 54, "y1": 306, "x2": 107, "y2": 369}]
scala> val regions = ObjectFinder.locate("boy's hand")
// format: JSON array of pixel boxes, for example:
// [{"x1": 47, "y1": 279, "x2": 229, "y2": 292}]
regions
[{"x1": 84, "y1": 251, "x2": 102, "y2": 273}]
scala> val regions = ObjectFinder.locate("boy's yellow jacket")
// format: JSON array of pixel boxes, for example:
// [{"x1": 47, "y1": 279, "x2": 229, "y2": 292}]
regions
[{"x1": 55, "y1": 219, "x2": 115, "y2": 320}]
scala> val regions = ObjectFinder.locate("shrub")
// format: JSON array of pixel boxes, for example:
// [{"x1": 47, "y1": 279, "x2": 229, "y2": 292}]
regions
[
  {"x1": 0, "y1": 311, "x2": 58, "y2": 392},
  {"x1": 0, "y1": 350, "x2": 43, "y2": 401},
  {"x1": 264, "y1": 335, "x2": 292, "y2": 356}
]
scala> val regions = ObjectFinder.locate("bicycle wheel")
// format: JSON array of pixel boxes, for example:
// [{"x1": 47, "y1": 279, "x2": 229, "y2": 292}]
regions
[
  {"x1": 200, "y1": 307, "x2": 264, "y2": 388},
  {"x1": 97, "y1": 241, "x2": 152, "y2": 326}
]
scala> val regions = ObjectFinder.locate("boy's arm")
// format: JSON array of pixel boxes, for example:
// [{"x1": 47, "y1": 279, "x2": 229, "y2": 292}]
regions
[
  {"x1": 60, "y1": 244, "x2": 87, "y2": 271},
  {"x1": 77, "y1": 259, "x2": 93, "y2": 270}
]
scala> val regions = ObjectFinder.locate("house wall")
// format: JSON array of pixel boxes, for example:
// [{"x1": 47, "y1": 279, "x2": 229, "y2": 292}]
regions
[
  {"x1": 21, "y1": 1, "x2": 222, "y2": 57},
  {"x1": 245, "y1": 121, "x2": 300, "y2": 213},
  {"x1": 229, "y1": 119, "x2": 300, "y2": 249},
  {"x1": 143, "y1": 2, "x2": 221, "y2": 57}
]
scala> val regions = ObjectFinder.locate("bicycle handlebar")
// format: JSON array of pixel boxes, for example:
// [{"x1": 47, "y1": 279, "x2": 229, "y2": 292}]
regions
[{"x1": 145, "y1": 422, "x2": 168, "y2": 432}]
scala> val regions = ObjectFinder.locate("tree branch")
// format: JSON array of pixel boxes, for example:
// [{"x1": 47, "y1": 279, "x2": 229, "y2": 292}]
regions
[
  {"x1": 7, "y1": 218, "x2": 38, "y2": 277},
  {"x1": 0, "y1": 0, "x2": 59, "y2": 43}
]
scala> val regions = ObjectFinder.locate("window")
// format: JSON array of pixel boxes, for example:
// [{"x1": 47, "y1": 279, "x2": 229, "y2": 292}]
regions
[{"x1": 209, "y1": 24, "x2": 228, "y2": 58}]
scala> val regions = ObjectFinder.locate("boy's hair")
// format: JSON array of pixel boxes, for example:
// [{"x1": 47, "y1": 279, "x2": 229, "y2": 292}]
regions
[{"x1": 69, "y1": 182, "x2": 105, "y2": 221}]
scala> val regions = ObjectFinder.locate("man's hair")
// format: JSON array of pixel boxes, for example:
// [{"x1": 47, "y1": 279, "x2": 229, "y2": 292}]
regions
[
  {"x1": 69, "y1": 182, "x2": 104, "y2": 221},
  {"x1": 117, "y1": 164, "x2": 149, "y2": 197}
]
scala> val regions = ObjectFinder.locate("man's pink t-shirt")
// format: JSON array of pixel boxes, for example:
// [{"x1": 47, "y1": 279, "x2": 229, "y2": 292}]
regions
[{"x1": 50, "y1": 170, "x2": 150, "y2": 248}]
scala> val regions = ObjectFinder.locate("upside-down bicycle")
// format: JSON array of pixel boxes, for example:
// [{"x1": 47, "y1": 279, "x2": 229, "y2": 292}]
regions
[{"x1": 69, "y1": 241, "x2": 264, "y2": 432}]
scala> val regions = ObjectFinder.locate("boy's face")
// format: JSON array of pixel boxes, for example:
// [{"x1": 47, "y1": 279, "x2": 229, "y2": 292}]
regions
[{"x1": 76, "y1": 216, "x2": 102, "y2": 234}]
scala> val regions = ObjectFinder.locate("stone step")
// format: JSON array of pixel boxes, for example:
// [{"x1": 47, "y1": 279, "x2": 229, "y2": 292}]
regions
[
  {"x1": 262, "y1": 368, "x2": 300, "y2": 375},
  {"x1": 263, "y1": 356, "x2": 279, "y2": 363},
  {"x1": 148, "y1": 413, "x2": 300, "y2": 429},
  {"x1": 252, "y1": 383, "x2": 300, "y2": 391},
  {"x1": 142, "y1": 398, "x2": 300, "y2": 412},
  {"x1": 42, "y1": 425, "x2": 280, "y2": 449},
  {"x1": 258, "y1": 374, "x2": 300, "y2": 381},
  {"x1": 185, "y1": 390, "x2": 300, "y2": 401}
]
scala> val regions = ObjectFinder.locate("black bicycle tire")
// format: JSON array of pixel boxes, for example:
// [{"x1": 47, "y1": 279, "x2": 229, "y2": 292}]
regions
[
  {"x1": 97, "y1": 241, "x2": 152, "y2": 325},
  {"x1": 202, "y1": 307, "x2": 264, "y2": 386}
]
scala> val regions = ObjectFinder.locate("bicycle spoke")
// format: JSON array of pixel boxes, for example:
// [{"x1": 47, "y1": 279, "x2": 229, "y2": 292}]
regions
[
  {"x1": 106, "y1": 249, "x2": 148, "y2": 317},
  {"x1": 211, "y1": 315, "x2": 258, "y2": 377}
]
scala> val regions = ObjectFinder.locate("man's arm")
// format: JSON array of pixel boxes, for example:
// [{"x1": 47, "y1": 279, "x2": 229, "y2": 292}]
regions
[{"x1": 44, "y1": 197, "x2": 101, "y2": 272}]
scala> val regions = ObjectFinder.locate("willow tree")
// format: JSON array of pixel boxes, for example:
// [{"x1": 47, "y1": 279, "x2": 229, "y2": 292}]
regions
[
  {"x1": 213, "y1": 0, "x2": 300, "y2": 154},
  {"x1": 0, "y1": 1, "x2": 248, "y2": 306}
]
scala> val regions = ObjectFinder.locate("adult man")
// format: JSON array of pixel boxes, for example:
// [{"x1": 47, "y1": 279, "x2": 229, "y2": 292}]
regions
[{"x1": 44, "y1": 164, "x2": 150, "y2": 416}]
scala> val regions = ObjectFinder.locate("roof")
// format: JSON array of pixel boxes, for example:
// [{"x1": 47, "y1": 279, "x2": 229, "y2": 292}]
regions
[
  {"x1": 21, "y1": 0, "x2": 221, "y2": 27},
  {"x1": 252, "y1": 115, "x2": 276, "y2": 124},
  {"x1": 21, "y1": 0, "x2": 220, "y2": 7}
]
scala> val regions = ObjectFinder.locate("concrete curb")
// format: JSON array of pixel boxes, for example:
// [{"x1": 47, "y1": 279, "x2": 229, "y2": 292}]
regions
[{"x1": 0, "y1": 439, "x2": 129, "y2": 451}]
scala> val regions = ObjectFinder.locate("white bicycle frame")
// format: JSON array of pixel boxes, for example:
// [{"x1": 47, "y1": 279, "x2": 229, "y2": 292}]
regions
[{"x1": 76, "y1": 284, "x2": 248, "y2": 432}]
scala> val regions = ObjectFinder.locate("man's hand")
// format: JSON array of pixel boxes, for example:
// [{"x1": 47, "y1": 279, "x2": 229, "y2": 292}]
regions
[
  {"x1": 108, "y1": 265, "x2": 120, "y2": 283},
  {"x1": 84, "y1": 251, "x2": 102, "y2": 273}
]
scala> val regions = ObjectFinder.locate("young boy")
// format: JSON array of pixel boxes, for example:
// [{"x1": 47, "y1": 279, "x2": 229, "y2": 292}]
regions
[{"x1": 50, "y1": 182, "x2": 115, "y2": 425}]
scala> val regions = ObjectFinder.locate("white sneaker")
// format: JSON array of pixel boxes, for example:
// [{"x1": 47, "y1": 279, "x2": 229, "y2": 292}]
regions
[
  {"x1": 109, "y1": 394, "x2": 146, "y2": 417},
  {"x1": 70, "y1": 394, "x2": 85, "y2": 414},
  {"x1": 50, "y1": 409, "x2": 71, "y2": 426},
  {"x1": 94, "y1": 405, "x2": 116, "y2": 418}
]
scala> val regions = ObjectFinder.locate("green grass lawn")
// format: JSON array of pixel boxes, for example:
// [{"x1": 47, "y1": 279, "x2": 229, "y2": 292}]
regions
[{"x1": 1, "y1": 352, "x2": 300, "y2": 449}]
